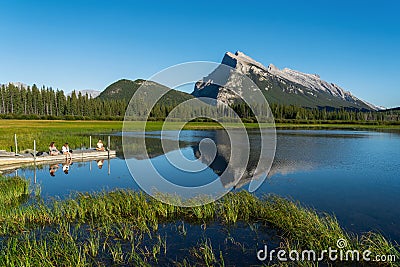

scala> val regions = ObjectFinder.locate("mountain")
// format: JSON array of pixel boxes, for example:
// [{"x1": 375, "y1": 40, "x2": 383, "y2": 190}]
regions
[
  {"x1": 3, "y1": 83, "x2": 101, "y2": 99},
  {"x1": 67, "y1": 89, "x2": 101, "y2": 98},
  {"x1": 193, "y1": 51, "x2": 379, "y2": 111},
  {"x1": 383, "y1": 107, "x2": 400, "y2": 112},
  {"x1": 1, "y1": 82, "x2": 28, "y2": 88},
  {"x1": 77, "y1": 90, "x2": 101, "y2": 98},
  {"x1": 98, "y1": 79, "x2": 192, "y2": 105}
]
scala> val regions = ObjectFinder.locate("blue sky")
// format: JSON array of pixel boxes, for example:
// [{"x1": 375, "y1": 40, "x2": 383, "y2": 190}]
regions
[{"x1": 1, "y1": 0, "x2": 399, "y2": 107}]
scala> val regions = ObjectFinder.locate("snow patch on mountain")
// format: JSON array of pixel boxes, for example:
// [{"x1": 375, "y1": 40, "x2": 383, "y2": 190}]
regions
[{"x1": 215, "y1": 51, "x2": 380, "y2": 110}]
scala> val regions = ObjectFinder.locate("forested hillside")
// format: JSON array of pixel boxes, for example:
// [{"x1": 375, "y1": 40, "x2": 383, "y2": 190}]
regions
[
  {"x1": 98, "y1": 79, "x2": 193, "y2": 105},
  {"x1": 0, "y1": 82, "x2": 399, "y2": 123},
  {"x1": 0, "y1": 83, "x2": 126, "y2": 120}
]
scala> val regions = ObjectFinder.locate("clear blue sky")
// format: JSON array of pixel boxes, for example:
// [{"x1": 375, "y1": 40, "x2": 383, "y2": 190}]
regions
[{"x1": 1, "y1": 0, "x2": 399, "y2": 107}]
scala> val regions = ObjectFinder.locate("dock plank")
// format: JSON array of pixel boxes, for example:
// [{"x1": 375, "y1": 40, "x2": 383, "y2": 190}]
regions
[{"x1": 0, "y1": 150, "x2": 117, "y2": 172}]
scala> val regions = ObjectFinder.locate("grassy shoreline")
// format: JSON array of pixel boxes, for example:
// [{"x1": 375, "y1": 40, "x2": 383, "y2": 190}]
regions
[
  {"x1": 0, "y1": 176, "x2": 398, "y2": 266},
  {"x1": 1, "y1": 119, "x2": 399, "y2": 152}
]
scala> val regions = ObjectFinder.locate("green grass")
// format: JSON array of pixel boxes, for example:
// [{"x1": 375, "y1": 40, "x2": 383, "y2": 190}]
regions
[
  {"x1": 0, "y1": 120, "x2": 123, "y2": 152},
  {"x1": 0, "y1": 184, "x2": 398, "y2": 266},
  {"x1": 0, "y1": 176, "x2": 30, "y2": 207}
]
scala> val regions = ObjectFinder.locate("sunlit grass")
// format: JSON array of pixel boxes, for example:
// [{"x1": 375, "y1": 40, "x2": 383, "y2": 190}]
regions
[
  {"x1": 0, "y1": 120, "x2": 123, "y2": 152},
  {"x1": 0, "y1": 184, "x2": 397, "y2": 266},
  {"x1": 1, "y1": 119, "x2": 399, "y2": 152}
]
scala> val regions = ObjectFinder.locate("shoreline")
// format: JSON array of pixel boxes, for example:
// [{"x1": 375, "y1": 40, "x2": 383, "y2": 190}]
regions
[
  {"x1": 1, "y1": 120, "x2": 399, "y2": 151},
  {"x1": 1, "y1": 119, "x2": 399, "y2": 129}
]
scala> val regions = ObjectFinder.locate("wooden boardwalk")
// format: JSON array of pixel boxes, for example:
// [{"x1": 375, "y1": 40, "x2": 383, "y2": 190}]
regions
[{"x1": 0, "y1": 150, "x2": 116, "y2": 173}]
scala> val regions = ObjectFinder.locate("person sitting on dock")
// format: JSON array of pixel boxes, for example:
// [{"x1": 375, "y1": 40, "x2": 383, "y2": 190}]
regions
[
  {"x1": 96, "y1": 139, "x2": 105, "y2": 151},
  {"x1": 62, "y1": 143, "x2": 72, "y2": 160},
  {"x1": 49, "y1": 142, "x2": 60, "y2": 156}
]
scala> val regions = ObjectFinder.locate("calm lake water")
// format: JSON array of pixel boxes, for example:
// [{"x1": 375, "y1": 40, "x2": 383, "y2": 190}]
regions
[{"x1": 8, "y1": 129, "x2": 400, "y2": 242}]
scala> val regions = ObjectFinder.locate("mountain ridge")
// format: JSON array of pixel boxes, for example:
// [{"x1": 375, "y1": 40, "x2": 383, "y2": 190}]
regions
[{"x1": 193, "y1": 51, "x2": 380, "y2": 111}]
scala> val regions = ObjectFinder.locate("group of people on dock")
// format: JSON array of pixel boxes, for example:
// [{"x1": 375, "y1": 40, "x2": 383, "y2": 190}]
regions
[
  {"x1": 49, "y1": 142, "x2": 72, "y2": 159},
  {"x1": 48, "y1": 142, "x2": 72, "y2": 176},
  {"x1": 48, "y1": 139, "x2": 106, "y2": 158}
]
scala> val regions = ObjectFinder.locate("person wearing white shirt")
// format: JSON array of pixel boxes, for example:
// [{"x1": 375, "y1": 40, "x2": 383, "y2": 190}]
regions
[
  {"x1": 61, "y1": 142, "x2": 72, "y2": 160},
  {"x1": 96, "y1": 139, "x2": 105, "y2": 151}
]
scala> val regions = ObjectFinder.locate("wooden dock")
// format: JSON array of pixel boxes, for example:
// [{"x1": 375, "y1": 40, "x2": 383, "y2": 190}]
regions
[{"x1": 0, "y1": 150, "x2": 116, "y2": 173}]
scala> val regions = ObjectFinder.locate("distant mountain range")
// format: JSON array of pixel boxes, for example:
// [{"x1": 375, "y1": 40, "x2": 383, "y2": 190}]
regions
[
  {"x1": 96, "y1": 52, "x2": 382, "y2": 111},
  {"x1": 193, "y1": 51, "x2": 381, "y2": 111},
  {"x1": 385, "y1": 107, "x2": 400, "y2": 112},
  {"x1": 0, "y1": 82, "x2": 28, "y2": 88},
  {"x1": 67, "y1": 89, "x2": 101, "y2": 98},
  {"x1": 1, "y1": 82, "x2": 102, "y2": 99}
]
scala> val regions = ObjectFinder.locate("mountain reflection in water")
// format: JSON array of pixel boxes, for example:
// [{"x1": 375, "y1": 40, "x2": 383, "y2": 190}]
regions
[{"x1": 123, "y1": 129, "x2": 280, "y2": 189}]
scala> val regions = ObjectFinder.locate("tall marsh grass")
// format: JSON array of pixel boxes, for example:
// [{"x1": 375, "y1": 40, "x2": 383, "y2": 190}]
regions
[
  {"x1": 0, "y1": 182, "x2": 398, "y2": 265},
  {"x1": 0, "y1": 176, "x2": 29, "y2": 207}
]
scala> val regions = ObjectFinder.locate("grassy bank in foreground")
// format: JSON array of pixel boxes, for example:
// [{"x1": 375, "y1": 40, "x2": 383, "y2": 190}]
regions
[
  {"x1": 1, "y1": 120, "x2": 399, "y2": 151},
  {"x1": 0, "y1": 176, "x2": 398, "y2": 266}
]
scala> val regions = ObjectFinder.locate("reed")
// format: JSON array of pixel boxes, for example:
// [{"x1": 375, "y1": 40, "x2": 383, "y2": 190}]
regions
[
  {"x1": 0, "y1": 176, "x2": 30, "y2": 207},
  {"x1": 0, "y1": 189, "x2": 398, "y2": 266},
  {"x1": 191, "y1": 238, "x2": 219, "y2": 266}
]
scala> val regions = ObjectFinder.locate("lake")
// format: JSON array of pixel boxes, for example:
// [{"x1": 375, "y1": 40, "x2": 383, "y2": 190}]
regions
[{"x1": 8, "y1": 129, "x2": 400, "y2": 243}]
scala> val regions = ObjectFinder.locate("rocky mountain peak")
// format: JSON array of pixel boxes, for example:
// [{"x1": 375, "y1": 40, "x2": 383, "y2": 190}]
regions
[
  {"x1": 192, "y1": 51, "x2": 379, "y2": 110},
  {"x1": 222, "y1": 51, "x2": 268, "y2": 72},
  {"x1": 267, "y1": 63, "x2": 279, "y2": 72}
]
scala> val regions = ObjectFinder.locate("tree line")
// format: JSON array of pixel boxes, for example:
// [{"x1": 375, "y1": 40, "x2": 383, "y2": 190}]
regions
[
  {"x1": 0, "y1": 83, "x2": 399, "y2": 123},
  {"x1": 0, "y1": 83, "x2": 126, "y2": 120},
  {"x1": 231, "y1": 103, "x2": 400, "y2": 124}
]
